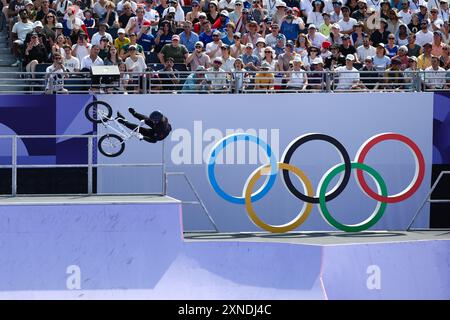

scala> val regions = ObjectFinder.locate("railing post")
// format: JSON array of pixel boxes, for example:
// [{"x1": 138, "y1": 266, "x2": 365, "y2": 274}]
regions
[
  {"x1": 87, "y1": 136, "x2": 93, "y2": 195},
  {"x1": 142, "y1": 73, "x2": 147, "y2": 94},
  {"x1": 162, "y1": 139, "x2": 166, "y2": 195},
  {"x1": 12, "y1": 136, "x2": 17, "y2": 196},
  {"x1": 326, "y1": 71, "x2": 331, "y2": 92}
]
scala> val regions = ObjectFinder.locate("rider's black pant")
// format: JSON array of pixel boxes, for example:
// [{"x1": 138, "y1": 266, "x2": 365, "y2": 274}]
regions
[{"x1": 118, "y1": 119, "x2": 158, "y2": 143}]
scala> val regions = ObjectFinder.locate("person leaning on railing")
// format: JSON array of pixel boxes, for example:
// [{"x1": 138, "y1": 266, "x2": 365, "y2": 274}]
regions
[
  {"x1": 254, "y1": 61, "x2": 274, "y2": 92},
  {"x1": 182, "y1": 65, "x2": 210, "y2": 93},
  {"x1": 45, "y1": 52, "x2": 69, "y2": 94},
  {"x1": 384, "y1": 58, "x2": 405, "y2": 90},
  {"x1": 424, "y1": 55, "x2": 447, "y2": 90},
  {"x1": 286, "y1": 56, "x2": 308, "y2": 92}
]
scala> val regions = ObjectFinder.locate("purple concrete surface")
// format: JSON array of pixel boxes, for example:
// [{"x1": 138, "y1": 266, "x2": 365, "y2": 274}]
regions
[
  {"x1": 0, "y1": 199, "x2": 449, "y2": 299},
  {"x1": 321, "y1": 239, "x2": 450, "y2": 299}
]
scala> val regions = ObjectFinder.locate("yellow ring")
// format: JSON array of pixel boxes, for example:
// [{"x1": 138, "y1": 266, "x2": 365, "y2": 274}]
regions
[{"x1": 244, "y1": 162, "x2": 314, "y2": 233}]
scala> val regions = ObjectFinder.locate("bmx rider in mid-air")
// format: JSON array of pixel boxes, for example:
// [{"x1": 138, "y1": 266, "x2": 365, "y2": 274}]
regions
[{"x1": 116, "y1": 108, "x2": 172, "y2": 143}]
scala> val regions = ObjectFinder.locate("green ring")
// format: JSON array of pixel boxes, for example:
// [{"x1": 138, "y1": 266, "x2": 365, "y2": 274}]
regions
[{"x1": 318, "y1": 162, "x2": 388, "y2": 232}]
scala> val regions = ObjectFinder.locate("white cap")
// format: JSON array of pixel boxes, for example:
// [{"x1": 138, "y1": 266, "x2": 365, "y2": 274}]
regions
[
  {"x1": 312, "y1": 57, "x2": 324, "y2": 64},
  {"x1": 33, "y1": 21, "x2": 43, "y2": 28},
  {"x1": 346, "y1": 54, "x2": 355, "y2": 61},
  {"x1": 220, "y1": 10, "x2": 229, "y2": 17},
  {"x1": 118, "y1": 28, "x2": 126, "y2": 34},
  {"x1": 256, "y1": 37, "x2": 266, "y2": 44},
  {"x1": 167, "y1": 6, "x2": 176, "y2": 13},
  {"x1": 331, "y1": 23, "x2": 340, "y2": 30},
  {"x1": 293, "y1": 56, "x2": 302, "y2": 63},
  {"x1": 275, "y1": 0, "x2": 286, "y2": 7}
]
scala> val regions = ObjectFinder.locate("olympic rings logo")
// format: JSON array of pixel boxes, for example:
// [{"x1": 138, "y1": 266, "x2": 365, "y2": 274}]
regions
[{"x1": 207, "y1": 133, "x2": 425, "y2": 233}]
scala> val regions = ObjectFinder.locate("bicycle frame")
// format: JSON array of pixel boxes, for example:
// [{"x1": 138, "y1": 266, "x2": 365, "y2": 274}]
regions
[{"x1": 96, "y1": 109, "x2": 145, "y2": 143}]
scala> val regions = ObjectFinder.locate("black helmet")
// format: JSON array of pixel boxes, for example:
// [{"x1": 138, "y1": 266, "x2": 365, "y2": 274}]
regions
[{"x1": 149, "y1": 110, "x2": 163, "y2": 123}]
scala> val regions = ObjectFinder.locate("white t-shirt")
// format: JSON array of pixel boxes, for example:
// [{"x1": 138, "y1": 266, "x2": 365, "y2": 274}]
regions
[
  {"x1": 91, "y1": 32, "x2": 113, "y2": 46},
  {"x1": 222, "y1": 56, "x2": 236, "y2": 72},
  {"x1": 265, "y1": 33, "x2": 285, "y2": 48},
  {"x1": 72, "y1": 43, "x2": 92, "y2": 62},
  {"x1": 338, "y1": 18, "x2": 357, "y2": 33},
  {"x1": 424, "y1": 66, "x2": 447, "y2": 88},
  {"x1": 399, "y1": 11, "x2": 413, "y2": 25},
  {"x1": 64, "y1": 56, "x2": 80, "y2": 72},
  {"x1": 162, "y1": 6, "x2": 185, "y2": 22},
  {"x1": 12, "y1": 21, "x2": 34, "y2": 42},
  {"x1": 144, "y1": 9, "x2": 160, "y2": 22},
  {"x1": 357, "y1": 45, "x2": 377, "y2": 61},
  {"x1": 287, "y1": 70, "x2": 307, "y2": 88},
  {"x1": 206, "y1": 42, "x2": 223, "y2": 59},
  {"x1": 125, "y1": 55, "x2": 147, "y2": 73},
  {"x1": 219, "y1": 0, "x2": 235, "y2": 10},
  {"x1": 45, "y1": 65, "x2": 65, "y2": 92},
  {"x1": 335, "y1": 66, "x2": 360, "y2": 89},
  {"x1": 415, "y1": 30, "x2": 434, "y2": 47},
  {"x1": 117, "y1": 0, "x2": 138, "y2": 13},
  {"x1": 81, "y1": 55, "x2": 104, "y2": 70},
  {"x1": 308, "y1": 32, "x2": 327, "y2": 48}
]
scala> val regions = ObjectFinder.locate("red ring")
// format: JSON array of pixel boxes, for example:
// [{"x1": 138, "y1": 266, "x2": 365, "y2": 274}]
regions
[{"x1": 356, "y1": 133, "x2": 425, "y2": 203}]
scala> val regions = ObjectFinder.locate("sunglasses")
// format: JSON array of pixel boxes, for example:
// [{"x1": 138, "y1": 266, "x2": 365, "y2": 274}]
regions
[
  {"x1": 214, "y1": 61, "x2": 222, "y2": 64},
  {"x1": 265, "y1": 51, "x2": 272, "y2": 53},
  {"x1": 195, "y1": 45, "x2": 202, "y2": 48}
]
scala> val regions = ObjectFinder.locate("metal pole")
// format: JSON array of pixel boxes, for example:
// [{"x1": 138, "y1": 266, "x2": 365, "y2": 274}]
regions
[
  {"x1": 12, "y1": 136, "x2": 17, "y2": 196},
  {"x1": 407, "y1": 171, "x2": 450, "y2": 230},
  {"x1": 161, "y1": 139, "x2": 166, "y2": 195},
  {"x1": 87, "y1": 136, "x2": 93, "y2": 195},
  {"x1": 183, "y1": 174, "x2": 219, "y2": 233}
]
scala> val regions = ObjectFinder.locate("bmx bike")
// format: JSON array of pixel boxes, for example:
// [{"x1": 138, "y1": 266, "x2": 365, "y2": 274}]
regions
[{"x1": 84, "y1": 100, "x2": 145, "y2": 157}]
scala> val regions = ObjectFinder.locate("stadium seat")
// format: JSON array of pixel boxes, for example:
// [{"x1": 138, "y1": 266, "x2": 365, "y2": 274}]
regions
[
  {"x1": 182, "y1": 6, "x2": 192, "y2": 15},
  {"x1": 148, "y1": 63, "x2": 164, "y2": 71},
  {"x1": 145, "y1": 51, "x2": 159, "y2": 64},
  {"x1": 108, "y1": 27, "x2": 118, "y2": 40},
  {"x1": 87, "y1": 28, "x2": 98, "y2": 40}
]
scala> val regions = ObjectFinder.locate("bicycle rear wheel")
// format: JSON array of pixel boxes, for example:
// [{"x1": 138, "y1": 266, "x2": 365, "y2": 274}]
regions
[
  {"x1": 85, "y1": 101, "x2": 113, "y2": 123},
  {"x1": 98, "y1": 134, "x2": 125, "y2": 157}
]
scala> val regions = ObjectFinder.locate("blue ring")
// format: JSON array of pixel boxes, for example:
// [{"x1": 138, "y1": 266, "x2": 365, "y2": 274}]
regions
[{"x1": 207, "y1": 133, "x2": 278, "y2": 204}]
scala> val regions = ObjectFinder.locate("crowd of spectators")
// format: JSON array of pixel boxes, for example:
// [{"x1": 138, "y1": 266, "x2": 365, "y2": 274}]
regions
[{"x1": 1, "y1": 0, "x2": 449, "y2": 93}]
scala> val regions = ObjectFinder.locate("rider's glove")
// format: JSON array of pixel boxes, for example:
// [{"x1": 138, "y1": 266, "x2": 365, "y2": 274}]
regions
[{"x1": 128, "y1": 107, "x2": 136, "y2": 115}]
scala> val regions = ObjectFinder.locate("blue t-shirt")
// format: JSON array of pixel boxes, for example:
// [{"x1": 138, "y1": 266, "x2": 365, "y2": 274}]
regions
[
  {"x1": 180, "y1": 31, "x2": 199, "y2": 52},
  {"x1": 138, "y1": 34, "x2": 155, "y2": 52},
  {"x1": 280, "y1": 21, "x2": 300, "y2": 41},
  {"x1": 84, "y1": 18, "x2": 95, "y2": 28},
  {"x1": 221, "y1": 35, "x2": 235, "y2": 46},
  {"x1": 199, "y1": 31, "x2": 214, "y2": 47},
  {"x1": 386, "y1": 45, "x2": 398, "y2": 58},
  {"x1": 373, "y1": 55, "x2": 391, "y2": 70}
]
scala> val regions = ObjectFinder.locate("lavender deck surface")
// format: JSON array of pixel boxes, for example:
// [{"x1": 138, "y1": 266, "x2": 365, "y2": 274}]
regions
[{"x1": 0, "y1": 197, "x2": 449, "y2": 299}]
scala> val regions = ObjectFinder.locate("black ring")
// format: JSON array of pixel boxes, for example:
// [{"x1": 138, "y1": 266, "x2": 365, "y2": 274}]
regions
[{"x1": 281, "y1": 133, "x2": 351, "y2": 204}]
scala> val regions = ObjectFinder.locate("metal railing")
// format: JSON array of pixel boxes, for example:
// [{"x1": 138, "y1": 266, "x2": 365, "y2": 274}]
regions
[
  {"x1": 0, "y1": 70, "x2": 448, "y2": 94},
  {"x1": 0, "y1": 134, "x2": 165, "y2": 196},
  {"x1": 407, "y1": 171, "x2": 450, "y2": 231}
]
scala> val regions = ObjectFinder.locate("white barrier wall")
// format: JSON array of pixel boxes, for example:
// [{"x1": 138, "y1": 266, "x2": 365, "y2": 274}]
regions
[{"x1": 96, "y1": 93, "x2": 433, "y2": 232}]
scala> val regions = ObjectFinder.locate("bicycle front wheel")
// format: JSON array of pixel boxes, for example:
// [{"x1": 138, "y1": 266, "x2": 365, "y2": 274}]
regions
[
  {"x1": 98, "y1": 134, "x2": 125, "y2": 157},
  {"x1": 85, "y1": 101, "x2": 113, "y2": 123}
]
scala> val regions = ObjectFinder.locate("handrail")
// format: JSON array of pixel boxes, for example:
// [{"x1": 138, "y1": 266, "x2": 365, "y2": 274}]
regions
[
  {"x1": 0, "y1": 134, "x2": 166, "y2": 196},
  {"x1": 0, "y1": 70, "x2": 448, "y2": 94}
]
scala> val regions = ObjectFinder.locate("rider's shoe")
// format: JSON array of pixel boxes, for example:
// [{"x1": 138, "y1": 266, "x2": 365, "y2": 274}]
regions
[{"x1": 116, "y1": 111, "x2": 125, "y2": 122}]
